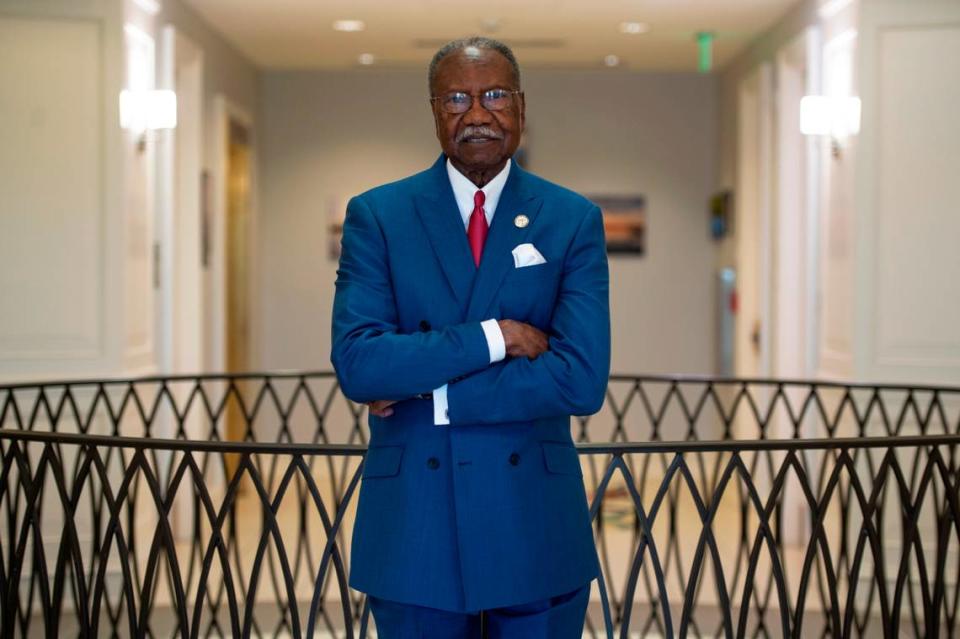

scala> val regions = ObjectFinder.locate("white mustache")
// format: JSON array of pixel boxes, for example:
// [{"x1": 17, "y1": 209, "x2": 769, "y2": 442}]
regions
[{"x1": 457, "y1": 126, "x2": 503, "y2": 142}]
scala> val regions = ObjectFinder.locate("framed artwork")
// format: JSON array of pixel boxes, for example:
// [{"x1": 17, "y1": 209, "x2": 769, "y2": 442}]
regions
[
  {"x1": 709, "y1": 190, "x2": 733, "y2": 239},
  {"x1": 328, "y1": 195, "x2": 347, "y2": 261},
  {"x1": 589, "y1": 195, "x2": 647, "y2": 256}
]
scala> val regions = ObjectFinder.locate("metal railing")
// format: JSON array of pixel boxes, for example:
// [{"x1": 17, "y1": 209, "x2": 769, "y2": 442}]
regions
[{"x1": 0, "y1": 372, "x2": 958, "y2": 637}]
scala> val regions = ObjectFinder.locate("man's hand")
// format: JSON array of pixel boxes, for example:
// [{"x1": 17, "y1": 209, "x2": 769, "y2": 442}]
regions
[
  {"x1": 367, "y1": 399, "x2": 398, "y2": 418},
  {"x1": 498, "y1": 320, "x2": 549, "y2": 360}
]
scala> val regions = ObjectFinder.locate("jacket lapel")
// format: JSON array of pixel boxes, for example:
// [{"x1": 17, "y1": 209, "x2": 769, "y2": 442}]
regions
[
  {"x1": 413, "y1": 156, "x2": 476, "y2": 310},
  {"x1": 465, "y1": 164, "x2": 543, "y2": 321}
]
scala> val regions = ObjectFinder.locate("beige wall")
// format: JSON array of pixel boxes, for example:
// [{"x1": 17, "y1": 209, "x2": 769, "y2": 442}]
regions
[
  {"x1": 154, "y1": 0, "x2": 259, "y2": 374},
  {"x1": 258, "y1": 69, "x2": 719, "y2": 375},
  {"x1": 853, "y1": 0, "x2": 960, "y2": 384},
  {"x1": 156, "y1": 0, "x2": 258, "y2": 161},
  {"x1": 0, "y1": 0, "x2": 126, "y2": 382},
  {"x1": 717, "y1": 0, "x2": 960, "y2": 386},
  {"x1": 0, "y1": 0, "x2": 258, "y2": 383},
  {"x1": 717, "y1": 0, "x2": 819, "y2": 268}
]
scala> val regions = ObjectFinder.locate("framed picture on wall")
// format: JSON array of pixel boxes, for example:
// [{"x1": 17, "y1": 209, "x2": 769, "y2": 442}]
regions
[
  {"x1": 328, "y1": 195, "x2": 347, "y2": 261},
  {"x1": 588, "y1": 195, "x2": 647, "y2": 256},
  {"x1": 709, "y1": 190, "x2": 733, "y2": 239}
]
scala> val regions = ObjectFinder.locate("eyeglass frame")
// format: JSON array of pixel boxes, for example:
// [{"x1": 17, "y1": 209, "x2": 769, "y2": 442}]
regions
[{"x1": 429, "y1": 88, "x2": 524, "y2": 115}]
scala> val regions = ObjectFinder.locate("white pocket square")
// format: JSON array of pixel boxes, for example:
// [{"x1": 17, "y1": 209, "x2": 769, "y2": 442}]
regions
[{"x1": 512, "y1": 243, "x2": 547, "y2": 268}]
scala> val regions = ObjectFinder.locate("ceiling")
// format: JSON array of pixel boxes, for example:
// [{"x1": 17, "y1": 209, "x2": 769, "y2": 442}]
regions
[{"x1": 180, "y1": 0, "x2": 802, "y2": 72}]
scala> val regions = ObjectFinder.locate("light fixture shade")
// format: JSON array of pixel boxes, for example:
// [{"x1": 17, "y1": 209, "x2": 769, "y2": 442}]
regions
[
  {"x1": 800, "y1": 96, "x2": 831, "y2": 135},
  {"x1": 619, "y1": 22, "x2": 649, "y2": 34},
  {"x1": 800, "y1": 95, "x2": 861, "y2": 137},
  {"x1": 119, "y1": 89, "x2": 178, "y2": 131},
  {"x1": 333, "y1": 19, "x2": 365, "y2": 32}
]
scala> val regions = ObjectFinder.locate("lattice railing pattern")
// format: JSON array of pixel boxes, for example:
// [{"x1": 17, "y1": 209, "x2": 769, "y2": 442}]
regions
[{"x1": 0, "y1": 372, "x2": 958, "y2": 637}]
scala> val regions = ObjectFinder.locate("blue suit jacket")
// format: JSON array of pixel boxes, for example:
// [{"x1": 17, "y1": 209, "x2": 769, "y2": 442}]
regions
[{"x1": 331, "y1": 154, "x2": 610, "y2": 612}]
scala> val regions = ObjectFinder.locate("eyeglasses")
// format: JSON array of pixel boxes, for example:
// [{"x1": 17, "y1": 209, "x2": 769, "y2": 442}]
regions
[{"x1": 430, "y1": 89, "x2": 522, "y2": 114}]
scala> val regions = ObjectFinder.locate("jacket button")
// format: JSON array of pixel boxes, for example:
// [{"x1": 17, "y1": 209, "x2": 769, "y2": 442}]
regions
[
  {"x1": 419, "y1": 320, "x2": 431, "y2": 332},
  {"x1": 427, "y1": 457, "x2": 440, "y2": 470},
  {"x1": 508, "y1": 452, "x2": 520, "y2": 466}
]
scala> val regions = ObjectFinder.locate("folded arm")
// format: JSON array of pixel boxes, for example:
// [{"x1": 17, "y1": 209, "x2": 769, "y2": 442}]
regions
[
  {"x1": 331, "y1": 195, "x2": 494, "y2": 402},
  {"x1": 446, "y1": 205, "x2": 611, "y2": 424}
]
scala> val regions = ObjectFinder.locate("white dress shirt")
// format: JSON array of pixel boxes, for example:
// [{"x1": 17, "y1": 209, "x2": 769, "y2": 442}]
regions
[{"x1": 433, "y1": 159, "x2": 511, "y2": 425}]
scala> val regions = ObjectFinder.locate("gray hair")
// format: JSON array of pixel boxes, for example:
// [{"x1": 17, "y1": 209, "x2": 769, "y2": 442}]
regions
[{"x1": 428, "y1": 36, "x2": 521, "y2": 95}]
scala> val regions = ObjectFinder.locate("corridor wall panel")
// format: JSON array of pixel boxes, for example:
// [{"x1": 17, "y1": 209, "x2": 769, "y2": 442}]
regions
[
  {"x1": 871, "y1": 25, "x2": 960, "y2": 371},
  {"x1": 0, "y1": 17, "x2": 105, "y2": 363},
  {"x1": 855, "y1": 0, "x2": 960, "y2": 384}
]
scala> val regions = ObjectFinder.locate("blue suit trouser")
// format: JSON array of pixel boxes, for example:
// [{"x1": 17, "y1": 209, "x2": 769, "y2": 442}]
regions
[{"x1": 368, "y1": 582, "x2": 591, "y2": 639}]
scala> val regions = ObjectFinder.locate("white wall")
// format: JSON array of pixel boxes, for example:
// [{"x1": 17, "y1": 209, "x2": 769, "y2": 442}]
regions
[
  {"x1": 0, "y1": 0, "x2": 257, "y2": 383},
  {"x1": 718, "y1": 1, "x2": 820, "y2": 199},
  {"x1": 125, "y1": 0, "x2": 259, "y2": 376},
  {"x1": 157, "y1": 0, "x2": 258, "y2": 119},
  {"x1": 717, "y1": 0, "x2": 823, "y2": 383},
  {"x1": 0, "y1": 0, "x2": 126, "y2": 382},
  {"x1": 853, "y1": 0, "x2": 960, "y2": 384},
  {"x1": 258, "y1": 69, "x2": 718, "y2": 375},
  {"x1": 719, "y1": 0, "x2": 960, "y2": 386},
  {"x1": 153, "y1": 0, "x2": 259, "y2": 374}
]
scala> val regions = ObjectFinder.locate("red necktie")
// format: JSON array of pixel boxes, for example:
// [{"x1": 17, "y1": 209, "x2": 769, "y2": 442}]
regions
[{"x1": 467, "y1": 190, "x2": 488, "y2": 266}]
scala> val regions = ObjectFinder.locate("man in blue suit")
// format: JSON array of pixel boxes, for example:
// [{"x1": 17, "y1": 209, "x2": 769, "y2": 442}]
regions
[{"x1": 331, "y1": 36, "x2": 610, "y2": 638}]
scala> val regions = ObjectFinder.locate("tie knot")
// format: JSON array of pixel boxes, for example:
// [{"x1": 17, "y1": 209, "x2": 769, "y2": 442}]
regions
[{"x1": 474, "y1": 190, "x2": 485, "y2": 208}]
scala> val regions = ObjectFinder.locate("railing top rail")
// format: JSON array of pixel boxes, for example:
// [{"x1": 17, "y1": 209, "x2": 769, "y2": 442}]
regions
[
  {"x1": 608, "y1": 372, "x2": 960, "y2": 393},
  {"x1": 1, "y1": 428, "x2": 958, "y2": 455},
  {"x1": 2, "y1": 369, "x2": 959, "y2": 394},
  {"x1": 0, "y1": 369, "x2": 339, "y2": 390}
]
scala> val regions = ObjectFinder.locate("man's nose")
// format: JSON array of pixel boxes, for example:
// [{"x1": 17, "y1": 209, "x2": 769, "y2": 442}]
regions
[{"x1": 461, "y1": 96, "x2": 493, "y2": 125}]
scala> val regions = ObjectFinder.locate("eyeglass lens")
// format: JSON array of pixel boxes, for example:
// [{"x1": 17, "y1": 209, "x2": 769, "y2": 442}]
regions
[{"x1": 440, "y1": 90, "x2": 515, "y2": 114}]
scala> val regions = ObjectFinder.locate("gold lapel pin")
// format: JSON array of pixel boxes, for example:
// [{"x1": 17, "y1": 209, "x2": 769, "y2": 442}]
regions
[{"x1": 514, "y1": 214, "x2": 529, "y2": 228}]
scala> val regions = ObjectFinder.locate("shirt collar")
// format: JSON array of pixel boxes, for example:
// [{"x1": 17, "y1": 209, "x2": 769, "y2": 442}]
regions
[{"x1": 446, "y1": 158, "x2": 512, "y2": 228}]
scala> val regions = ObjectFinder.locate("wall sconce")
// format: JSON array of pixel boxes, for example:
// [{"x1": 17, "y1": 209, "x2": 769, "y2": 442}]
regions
[
  {"x1": 119, "y1": 89, "x2": 177, "y2": 151},
  {"x1": 800, "y1": 95, "x2": 861, "y2": 157}
]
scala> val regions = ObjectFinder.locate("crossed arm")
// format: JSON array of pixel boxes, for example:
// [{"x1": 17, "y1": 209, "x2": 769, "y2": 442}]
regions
[
  {"x1": 366, "y1": 320, "x2": 549, "y2": 417},
  {"x1": 331, "y1": 194, "x2": 610, "y2": 423}
]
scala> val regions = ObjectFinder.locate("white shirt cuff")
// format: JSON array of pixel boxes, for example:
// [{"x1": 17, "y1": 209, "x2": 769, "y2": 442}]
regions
[
  {"x1": 480, "y1": 318, "x2": 506, "y2": 363},
  {"x1": 433, "y1": 384, "x2": 449, "y2": 425}
]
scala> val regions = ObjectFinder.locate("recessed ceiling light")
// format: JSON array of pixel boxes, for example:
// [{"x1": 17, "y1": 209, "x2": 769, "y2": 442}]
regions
[
  {"x1": 619, "y1": 22, "x2": 649, "y2": 35},
  {"x1": 358, "y1": 53, "x2": 375, "y2": 66},
  {"x1": 480, "y1": 17, "x2": 501, "y2": 33},
  {"x1": 132, "y1": 0, "x2": 160, "y2": 15},
  {"x1": 333, "y1": 19, "x2": 365, "y2": 32},
  {"x1": 604, "y1": 54, "x2": 620, "y2": 67}
]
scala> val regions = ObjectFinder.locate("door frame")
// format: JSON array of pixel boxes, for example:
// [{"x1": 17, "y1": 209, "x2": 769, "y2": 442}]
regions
[
  {"x1": 156, "y1": 25, "x2": 204, "y2": 375},
  {"x1": 735, "y1": 63, "x2": 774, "y2": 379},
  {"x1": 774, "y1": 27, "x2": 822, "y2": 382},
  {"x1": 211, "y1": 95, "x2": 259, "y2": 374}
]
